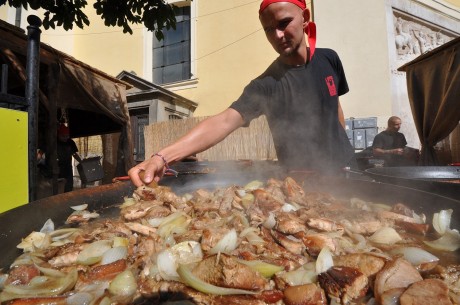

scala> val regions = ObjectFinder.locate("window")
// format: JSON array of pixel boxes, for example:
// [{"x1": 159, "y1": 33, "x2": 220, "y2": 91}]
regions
[
  {"x1": 152, "y1": 6, "x2": 191, "y2": 84},
  {"x1": 131, "y1": 114, "x2": 149, "y2": 162}
]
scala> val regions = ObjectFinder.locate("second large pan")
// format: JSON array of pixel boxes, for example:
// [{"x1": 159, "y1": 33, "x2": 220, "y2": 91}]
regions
[{"x1": 365, "y1": 166, "x2": 460, "y2": 200}]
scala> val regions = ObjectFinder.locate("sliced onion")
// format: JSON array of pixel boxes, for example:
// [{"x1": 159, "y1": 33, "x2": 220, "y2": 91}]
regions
[
  {"x1": 157, "y1": 241, "x2": 203, "y2": 281},
  {"x1": 67, "y1": 292, "x2": 94, "y2": 305},
  {"x1": 119, "y1": 197, "x2": 136, "y2": 208},
  {"x1": 39, "y1": 219, "x2": 55, "y2": 233},
  {"x1": 244, "y1": 180, "x2": 264, "y2": 191},
  {"x1": 17, "y1": 232, "x2": 51, "y2": 252},
  {"x1": 281, "y1": 203, "x2": 297, "y2": 212},
  {"x1": 49, "y1": 228, "x2": 81, "y2": 241},
  {"x1": 157, "y1": 212, "x2": 189, "y2": 238},
  {"x1": 77, "y1": 240, "x2": 112, "y2": 265},
  {"x1": 369, "y1": 227, "x2": 402, "y2": 245},
  {"x1": 424, "y1": 229, "x2": 460, "y2": 251},
  {"x1": 112, "y1": 236, "x2": 129, "y2": 248},
  {"x1": 278, "y1": 262, "x2": 317, "y2": 286},
  {"x1": 108, "y1": 269, "x2": 137, "y2": 301},
  {"x1": 35, "y1": 264, "x2": 66, "y2": 278},
  {"x1": 241, "y1": 194, "x2": 255, "y2": 209},
  {"x1": 208, "y1": 229, "x2": 238, "y2": 254},
  {"x1": 389, "y1": 247, "x2": 439, "y2": 267},
  {"x1": 316, "y1": 247, "x2": 334, "y2": 274},
  {"x1": 101, "y1": 246, "x2": 128, "y2": 265},
  {"x1": 236, "y1": 189, "x2": 246, "y2": 197},
  {"x1": 263, "y1": 212, "x2": 276, "y2": 229},
  {"x1": 237, "y1": 259, "x2": 284, "y2": 278},
  {"x1": 71, "y1": 204, "x2": 88, "y2": 211},
  {"x1": 433, "y1": 209, "x2": 453, "y2": 235},
  {"x1": 2, "y1": 268, "x2": 77, "y2": 299},
  {"x1": 177, "y1": 264, "x2": 256, "y2": 295}
]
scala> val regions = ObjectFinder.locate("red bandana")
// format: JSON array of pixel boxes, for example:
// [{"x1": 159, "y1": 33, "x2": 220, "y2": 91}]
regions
[
  {"x1": 259, "y1": 0, "x2": 306, "y2": 13},
  {"x1": 259, "y1": 0, "x2": 316, "y2": 61}
]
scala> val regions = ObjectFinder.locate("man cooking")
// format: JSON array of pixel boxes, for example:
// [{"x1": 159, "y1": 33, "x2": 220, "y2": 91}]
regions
[
  {"x1": 129, "y1": 0, "x2": 355, "y2": 186},
  {"x1": 372, "y1": 116, "x2": 418, "y2": 166}
]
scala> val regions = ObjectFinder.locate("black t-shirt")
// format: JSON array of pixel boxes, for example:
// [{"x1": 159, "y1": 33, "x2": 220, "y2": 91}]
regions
[
  {"x1": 57, "y1": 139, "x2": 78, "y2": 177},
  {"x1": 372, "y1": 130, "x2": 407, "y2": 150},
  {"x1": 230, "y1": 48, "x2": 354, "y2": 172},
  {"x1": 372, "y1": 130, "x2": 408, "y2": 166}
]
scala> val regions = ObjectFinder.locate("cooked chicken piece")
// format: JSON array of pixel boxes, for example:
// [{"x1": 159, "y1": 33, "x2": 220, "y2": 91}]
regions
[
  {"x1": 400, "y1": 279, "x2": 453, "y2": 305},
  {"x1": 395, "y1": 220, "x2": 429, "y2": 235},
  {"x1": 275, "y1": 212, "x2": 308, "y2": 234},
  {"x1": 134, "y1": 185, "x2": 185, "y2": 208},
  {"x1": 333, "y1": 252, "x2": 387, "y2": 278},
  {"x1": 139, "y1": 279, "x2": 213, "y2": 305},
  {"x1": 307, "y1": 218, "x2": 344, "y2": 234},
  {"x1": 125, "y1": 222, "x2": 156, "y2": 236},
  {"x1": 339, "y1": 217, "x2": 383, "y2": 235},
  {"x1": 283, "y1": 284, "x2": 327, "y2": 305},
  {"x1": 201, "y1": 227, "x2": 233, "y2": 252},
  {"x1": 146, "y1": 205, "x2": 172, "y2": 219},
  {"x1": 5, "y1": 264, "x2": 40, "y2": 285},
  {"x1": 379, "y1": 288, "x2": 405, "y2": 305},
  {"x1": 270, "y1": 230, "x2": 305, "y2": 255},
  {"x1": 174, "y1": 229, "x2": 204, "y2": 243},
  {"x1": 121, "y1": 201, "x2": 155, "y2": 220},
  {"x1": 295, "y1": 231, "x2": 336, "y2": 256},
  {"x1": 282, "y1": 177, "x2": 306, "y2": 204},
  {"x1": 378, "y1": 210, "x2": 419, "y2": 224},
  {"x1": 80, "y1": 259, "x2": 127, "y2": 282},
  {"x1": 318, "y1": 266, "x2": 368, "y2": 304},
  {"x1": 260, "y1": 227, "x2": 309, "y2": 268},
  {"x1": 391, "y1": 203, "x2": 416, "y2": 217},
  {"x1": 265, "y1": 178, "x2": 287, "y2": 203},
  {"x1": 374, "y1": 257, "x2": 423, "y2": 302},
  {"x1": 192, "y1": 254, "x2": 268, "y2": 291},
  {"x1": 216, "y1": 186, "x2": 239, "y2": 216},
  {"x1": 253, "y1": 189, "x2": 284, "y2": 214},
  {"x1": 303, "y1": 191, "x2": 337, "y2": 208},
  {"x1": 49, "y1": 251, "x2": 80, "y2": 267}
]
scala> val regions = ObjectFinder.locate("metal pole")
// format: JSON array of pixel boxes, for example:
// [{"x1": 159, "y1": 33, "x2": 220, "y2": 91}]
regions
[{"x1": 25, "y1": 15, "x2": 42, "y2": 202}]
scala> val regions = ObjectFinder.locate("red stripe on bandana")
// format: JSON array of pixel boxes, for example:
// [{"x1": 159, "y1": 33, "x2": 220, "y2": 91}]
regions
[{"x1": 259, "y1": 0, "x2": 306, "y2": 13}]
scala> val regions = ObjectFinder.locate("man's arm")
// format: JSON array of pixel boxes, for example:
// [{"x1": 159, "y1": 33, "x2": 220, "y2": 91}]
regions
[
  {"x1": 338, "y1": 100, "x2": 345, "y2": 129},
  {"x1": 128, "y1": 108, "x2": 245, "y2": 187}
]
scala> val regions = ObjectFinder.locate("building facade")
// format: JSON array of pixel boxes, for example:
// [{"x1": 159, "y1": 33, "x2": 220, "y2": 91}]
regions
[{"x1": 1, "y1": 0, "x2": 459, "y2": 150}]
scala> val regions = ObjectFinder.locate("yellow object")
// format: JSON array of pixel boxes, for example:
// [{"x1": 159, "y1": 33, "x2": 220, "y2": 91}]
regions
[{"x1": 0, "y1": 108, "x2": 28, "y2": 213}]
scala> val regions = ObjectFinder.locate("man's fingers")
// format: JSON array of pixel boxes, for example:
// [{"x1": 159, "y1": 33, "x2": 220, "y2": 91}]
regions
[{"x1": 128, "y1": 167, "x2": 145, "y2": 187}]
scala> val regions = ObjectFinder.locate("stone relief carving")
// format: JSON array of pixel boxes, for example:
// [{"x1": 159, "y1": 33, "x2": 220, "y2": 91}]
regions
[{"x1": 393, "y1": 13, "x2": 455, "y2": 62}]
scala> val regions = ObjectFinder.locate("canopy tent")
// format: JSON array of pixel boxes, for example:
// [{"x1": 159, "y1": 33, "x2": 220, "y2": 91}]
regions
[
  {"x1": 398, "y1": 37, "x2": 460, "y2": 165},
  {"x1": 0, "y1": 19, "x2": 135, "y2": 198}
]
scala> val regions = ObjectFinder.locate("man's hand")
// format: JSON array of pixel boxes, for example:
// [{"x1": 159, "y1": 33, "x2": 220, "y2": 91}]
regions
[{"x1": 128, "y1": 155, "x2": 165, "y2": 187}]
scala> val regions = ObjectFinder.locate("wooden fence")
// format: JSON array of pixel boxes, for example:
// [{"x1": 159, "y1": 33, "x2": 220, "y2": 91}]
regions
[{"x1": 144, "y1": 116, "x2": 277, "y2": 161}]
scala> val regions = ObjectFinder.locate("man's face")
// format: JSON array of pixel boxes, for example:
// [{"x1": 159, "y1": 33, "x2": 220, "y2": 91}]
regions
[
  {"x1": 388, "y1": 119, "x2": 402, "y2": 133},
  {"x1": 259, "y1": 2, "x2": 307, "y2": 59}
]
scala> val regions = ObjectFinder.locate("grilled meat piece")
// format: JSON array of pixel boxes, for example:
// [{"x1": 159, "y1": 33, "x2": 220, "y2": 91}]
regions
[
  {"x1": 191, "y1": 254, "x2": 268, "y2": 291},
  {"x1": 318, "y1": 266, "x2": 368, "y2": 303},
  {"x1": 400, "y1": 279, "x2": 453, "y2": 305},
  {"x1": 333, "y1": 252, "x2": 387, "y2": 278},
  {"x1": 374, "y1": 257, "x2": 423, "y2": 302},
  {"x1": 275, "y1": 212, "x2": 308, "y2": 235},
  {"x1": 282, "y1": 177, "x2": 306, "y2": 205},
  {"x1": 270, "y1": 230, "x2": 305, "y2": 255},
  {"x1": 283, "y1": 284, "x2": 327, "y2": 305},
  {"x1": 307, "y1": 218, "x2": 344, "y2": 234},
  {"x1": 295, "y1": 231, "x2": 336, "y2": 256},
  {"x1": 5, "y1": 264, "x2": 40, "y2": 285}
]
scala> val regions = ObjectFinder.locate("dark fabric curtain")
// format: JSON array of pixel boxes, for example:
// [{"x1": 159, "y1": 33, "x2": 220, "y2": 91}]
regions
[{"x1": 401, "y1": 38, "x2": 460, "y2": 165}]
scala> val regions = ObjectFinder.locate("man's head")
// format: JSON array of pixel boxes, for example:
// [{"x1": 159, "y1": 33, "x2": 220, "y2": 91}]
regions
[
  {"x1": 387, "y1": 116, "x2": 402, "y2": 133},
  {"x1": 259, "y1": 0, "x2": 310, "y2": 64}
]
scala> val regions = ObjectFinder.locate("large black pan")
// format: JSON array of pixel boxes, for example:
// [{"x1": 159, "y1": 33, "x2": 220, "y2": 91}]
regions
[
  {"x1": 365, "y1": 166, "x2": 460, "y2": 201},
  {"x1": 2, "y1": 161, "x2": 460, "y2": 270}
]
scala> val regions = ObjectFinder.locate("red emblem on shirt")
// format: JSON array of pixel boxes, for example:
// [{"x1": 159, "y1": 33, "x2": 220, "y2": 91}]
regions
[{"x1": 325, "y1": 76, "x2": 337, "y2": 96}]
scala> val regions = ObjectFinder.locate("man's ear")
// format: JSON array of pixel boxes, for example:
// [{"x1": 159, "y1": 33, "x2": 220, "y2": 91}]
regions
[{"x1": 302, "y1": 8, "x2": 310, "y2": 25}]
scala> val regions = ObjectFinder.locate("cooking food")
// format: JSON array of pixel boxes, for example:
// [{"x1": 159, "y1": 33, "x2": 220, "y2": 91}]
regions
[{"x1": 1, "y1": 177, "x2": 460, "y2": 304}]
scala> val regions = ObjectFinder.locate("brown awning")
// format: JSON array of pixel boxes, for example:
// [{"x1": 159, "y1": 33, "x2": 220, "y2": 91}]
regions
[{"x1": 398, "y1": 37, "x2": 460, "y2": 165}]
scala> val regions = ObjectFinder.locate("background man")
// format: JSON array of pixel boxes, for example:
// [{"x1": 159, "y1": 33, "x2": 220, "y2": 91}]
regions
[{"x1": 372, "y1": 116, "x2": 418, "y2": 166}]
